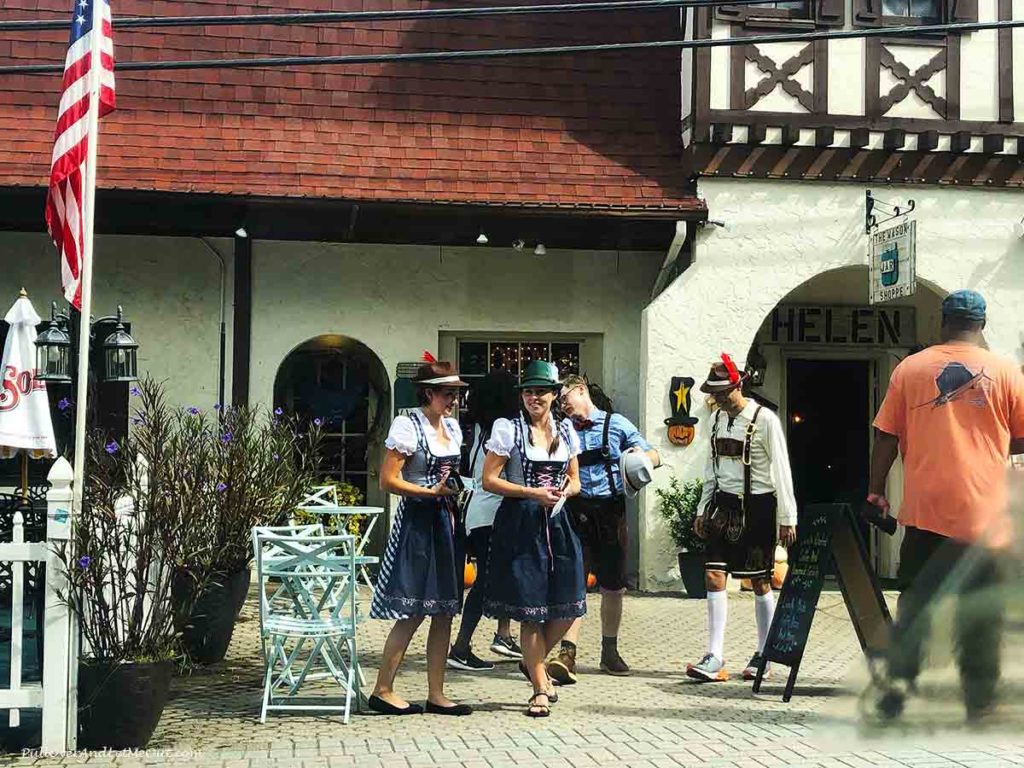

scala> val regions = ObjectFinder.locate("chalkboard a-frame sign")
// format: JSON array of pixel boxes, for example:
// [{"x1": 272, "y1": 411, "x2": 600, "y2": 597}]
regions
[{"x1": 753, "y1": 503, "x2": 892, "y2": 702}]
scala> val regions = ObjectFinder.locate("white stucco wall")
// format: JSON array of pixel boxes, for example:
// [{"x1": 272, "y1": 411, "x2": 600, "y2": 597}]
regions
[
  {"x1": 0, "y1": 233, "x2": 231, "y2": 409},
  {"x1": 1, "y1": 235, "x2": 658, "y2": 425},
  {"x1": 639, "y1": 179, "x2": 1024, "y2": 589},
  {"x1": 248, "y1": 243, "x2": 659, "y2": 426}
]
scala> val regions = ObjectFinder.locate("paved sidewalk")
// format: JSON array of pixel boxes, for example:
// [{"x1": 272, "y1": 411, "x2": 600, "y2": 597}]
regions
[{"x1": 8, "y1": 590, "x2": 1024, "y2": 766}]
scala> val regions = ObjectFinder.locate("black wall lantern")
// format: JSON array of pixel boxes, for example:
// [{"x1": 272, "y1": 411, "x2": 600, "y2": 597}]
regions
[
  {"x1": 35, "y1": 303, "x2": 139, "y2": 384},
  {"x1": 101, "y1": 307, "x2": 139, "y2": 382},
  {"x1": 35, "y1": 302, "x2": 72, "y2": 384}
]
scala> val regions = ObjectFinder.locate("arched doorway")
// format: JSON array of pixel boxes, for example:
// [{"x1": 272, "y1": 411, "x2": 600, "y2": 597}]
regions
[
  {"x1": 273, "y1": 335, "x2": 391, "y2": 517},
  {"x1": 741, "y1": 265, "x2": 945, "y2": 576}
]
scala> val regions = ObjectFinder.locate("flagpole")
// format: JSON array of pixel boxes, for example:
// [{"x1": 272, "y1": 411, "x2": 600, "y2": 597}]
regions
[{"x1": 71, "y1": 0, "x2": 105, "y2": 520}]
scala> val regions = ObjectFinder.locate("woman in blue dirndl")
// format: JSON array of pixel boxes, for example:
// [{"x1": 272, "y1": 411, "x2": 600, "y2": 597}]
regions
[
  {"x1": 482, "y1": 360, "x2": 585, "y2": 717},
  {"x1": 368, "y1": 359, "x2": 472, "y2": 717}
]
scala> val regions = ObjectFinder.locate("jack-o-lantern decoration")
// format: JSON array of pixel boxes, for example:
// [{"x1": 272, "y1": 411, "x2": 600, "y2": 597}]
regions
[
  {"x1": 464, "y1": 561, "x2": 477, "y2": 588},
  {"x1": 665, "y1": 376, "x2": 699, "y2": 447}
]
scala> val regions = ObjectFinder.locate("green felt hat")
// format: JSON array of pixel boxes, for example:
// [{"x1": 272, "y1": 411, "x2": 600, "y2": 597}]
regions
[{"x1": 517, "y1": 360, "x2": 561, "y2": 389}]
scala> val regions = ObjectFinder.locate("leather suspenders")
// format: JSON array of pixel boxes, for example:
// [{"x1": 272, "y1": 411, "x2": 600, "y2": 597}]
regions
[
  {"x1": 711, "y1": 406, "x2": 763, "y2": 513},
  {"x1": 578, "y1": 412, "x2": 617, "y2": 495}
]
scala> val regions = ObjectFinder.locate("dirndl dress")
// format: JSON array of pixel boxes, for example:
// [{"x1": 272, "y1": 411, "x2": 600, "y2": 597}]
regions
[
  {"x1": 369, "y1": 410, "x2": 464, "y2": 620},
  {"x1": 483, "y1": 415, "x2": 587, "y2": 623}
]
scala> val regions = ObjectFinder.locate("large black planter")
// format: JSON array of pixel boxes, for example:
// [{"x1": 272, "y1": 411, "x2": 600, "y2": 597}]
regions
[
  {"x1": 78, "y1": 659, "x2": 172, "y2": 750},
  {"x1": 172, "y1": 568, "x2": 248, "y2": 664},
  {"x1": 232, "y1": 567, "x2": 252, "y2": 619},
  {"x1": 677, "y1": 551, "x2": 707, "y2": 599}
]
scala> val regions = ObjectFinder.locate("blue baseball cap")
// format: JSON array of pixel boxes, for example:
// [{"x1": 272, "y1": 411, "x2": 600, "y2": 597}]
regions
[{"x1": 941, "y1": 289, "x2": 987, "y2": 321}]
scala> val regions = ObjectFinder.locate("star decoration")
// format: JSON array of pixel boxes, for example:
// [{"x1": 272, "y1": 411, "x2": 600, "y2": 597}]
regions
[
  {"x1": 673, "y1": 382, "x2": 690, "y2": 411},
  {"x1": 78, "y1": 0, "x2": 88, "y2": 8},
  {"x1": 75, "y1": 14, "x2": 85, "y2": 24}
]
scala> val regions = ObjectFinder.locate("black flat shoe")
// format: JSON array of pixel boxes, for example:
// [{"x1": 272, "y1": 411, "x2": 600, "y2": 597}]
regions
[
  {"x1": 425, "y1": 701, "x2": 473, "y2": 716},
  {"x1": 367, "y1": 694, "x2": 423, "y2": 716}
]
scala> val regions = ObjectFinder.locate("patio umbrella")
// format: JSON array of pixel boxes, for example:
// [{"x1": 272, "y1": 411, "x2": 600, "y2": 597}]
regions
[{"x1": 0, "y1": 289, "x2": 57, "y2": 499}]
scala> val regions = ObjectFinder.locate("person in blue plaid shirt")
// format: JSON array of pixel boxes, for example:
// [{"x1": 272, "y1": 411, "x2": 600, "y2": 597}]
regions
[{"x1": 546, "y1": 374, "x2": 661, "y2": 683}]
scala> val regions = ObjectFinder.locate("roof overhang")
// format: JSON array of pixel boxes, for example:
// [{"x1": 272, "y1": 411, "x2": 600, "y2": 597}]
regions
[{"x1": 0, "y1": 187, "x2": 707, "y2": 251}]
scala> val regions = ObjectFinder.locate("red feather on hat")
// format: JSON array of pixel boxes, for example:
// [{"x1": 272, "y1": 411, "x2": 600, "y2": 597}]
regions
[
  {"x1": 720, "y1": 353, "x2": 741, "y2": 384},
  {"x1": 422, "y1": 351, "x2": 437, "y2": 363}
]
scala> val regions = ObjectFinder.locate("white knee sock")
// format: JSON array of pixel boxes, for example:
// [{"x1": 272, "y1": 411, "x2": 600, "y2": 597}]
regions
[
  {"x1": 755, "y1": 591, "x2": 776, "y2": 653},
  {"x1": 707, "y1": 590, "x2": 728, "y2": 660}
]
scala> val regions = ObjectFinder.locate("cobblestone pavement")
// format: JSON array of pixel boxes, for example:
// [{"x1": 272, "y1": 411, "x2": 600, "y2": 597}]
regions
[{"x1": 8, "y1": 589, "x2": 1024, "y2": 767}]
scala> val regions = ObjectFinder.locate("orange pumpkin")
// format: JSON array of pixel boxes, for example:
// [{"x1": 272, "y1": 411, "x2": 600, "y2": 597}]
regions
[
  {"x1": 740, "y1": 578, "x2": 753, "y2": 591},
  {"x1": 667, "y1": 424, "x2": 696, "y2": 447},
  {"x1": 464, "y1": 561, "x2": 477, "y2": 588},
  {"x1": 772, "y1": 561, "x2": 788, "y2": 590},
  {"x1": 587, "y1": 573, "x2": 597, "y2": 588}
]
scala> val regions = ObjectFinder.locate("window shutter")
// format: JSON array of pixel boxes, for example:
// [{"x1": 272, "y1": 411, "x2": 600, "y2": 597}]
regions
[
  {"x1": 816, "y1": 0, "x2": 845, "y2": 25},
  {"x1": 854, "y1": 0, "x2": 881, "y2": 25},
  {"x1": 950, "y1": 0, "x2": 978, "y2": 22}
]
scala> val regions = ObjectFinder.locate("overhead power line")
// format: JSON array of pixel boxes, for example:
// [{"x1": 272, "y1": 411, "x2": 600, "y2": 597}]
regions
[
  {"x1": 0, "y1": 0, "x2": 792, "y2": 33},
  {"x1": 1, "y1": 18, "x2": 1021, "y2": 76}
]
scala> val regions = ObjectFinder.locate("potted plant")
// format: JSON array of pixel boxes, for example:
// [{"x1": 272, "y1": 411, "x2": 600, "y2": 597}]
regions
[
  {"x1": 655, "y1": 477, "x2": 707, "y2": 599},
  {"x1": 172, "y1": 404, "x2": 322, "y2": 664},
  {"x1": 54, "y1": 380, "x2": 185, "y2": 749}
]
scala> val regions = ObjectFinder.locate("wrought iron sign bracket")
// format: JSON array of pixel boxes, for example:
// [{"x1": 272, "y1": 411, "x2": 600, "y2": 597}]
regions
[{"x1": 866, "y1": 190, "x2": 915, "y2": 234}]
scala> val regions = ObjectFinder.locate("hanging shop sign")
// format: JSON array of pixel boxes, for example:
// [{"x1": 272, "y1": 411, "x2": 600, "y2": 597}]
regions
[
  {"x1": 762, "y1": 304, "x2": 915, "y2": 347},
  {"x1": 869, "y1": 219, "x2": 917, "y2": 305}
]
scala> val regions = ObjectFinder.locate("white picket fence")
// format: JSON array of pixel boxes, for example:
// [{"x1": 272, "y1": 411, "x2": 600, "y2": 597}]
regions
[{"x1": 0, "y1": 458, "x2": 77, "y2": 751}]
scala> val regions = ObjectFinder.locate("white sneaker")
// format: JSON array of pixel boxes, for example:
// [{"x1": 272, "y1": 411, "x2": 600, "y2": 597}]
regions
[
  {"x1": 686, "y1": 653, "x2": 729, "y2": 682},
  {"x1": 742, "y1": 653, "x2": 770, "y2": 681}
]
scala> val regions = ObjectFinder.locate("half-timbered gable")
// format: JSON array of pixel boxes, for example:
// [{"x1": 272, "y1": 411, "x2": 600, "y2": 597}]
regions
[{"x1": 684, "y1": 0, "x2": 1024, "y2": 186}]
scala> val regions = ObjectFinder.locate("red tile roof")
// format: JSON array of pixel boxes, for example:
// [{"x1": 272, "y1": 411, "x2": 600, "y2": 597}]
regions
[{"x1": 0, "y1": 0, "x2": 700, "y2": 212}]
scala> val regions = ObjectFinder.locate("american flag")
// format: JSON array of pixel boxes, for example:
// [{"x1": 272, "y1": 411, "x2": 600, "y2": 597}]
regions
[{"x1": 45, "y1": 0, "x2": 115, "y2": 310}]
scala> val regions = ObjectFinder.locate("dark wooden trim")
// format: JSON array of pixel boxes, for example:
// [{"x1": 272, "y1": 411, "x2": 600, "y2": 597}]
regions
[
  {"x1": 878, "y1": 46, "x2": 948, "y2": 117},
  {"x1": 999, "y1": 0, "x2": 1014, "y2": 123},
  {"x1": 850, "y1": 127, "x2": 871, "y2": 149},
  {"x1": 711, "y1": 124, "x2": 734, "y2": 144},
  {"x1": 693, "y1": 7, "x2": 712, "y2": 143},
  {"x1": 716, "y1": 2, "x2": 815, "y2": 27},
  {"x1": 744, "y1": 43, "x2": 815, "y2": 111},
  {"x1": 950, "y1": 130, "x2": 972, "y2": 152},
  {"x1": 866, "y1": 38, "x2": 881, "y2": 118},
  {"x1": 730, "y1": 38, "x2": 745, "y2": 110},
  {"x1": 946, "y1": 34, "x2": 961, "y2": 121},
  {"x1": 813, "y1": 38, "x2": 828, "y2": 114},
  {"x1": 918, "y1": 130, "x2": 939, "y2": 151},
  {"x1": 982, "y1": 134, "x2": 1005, "y2": 154},
  {"x1": 815, "y1": 127, "x2": 835, "y2": 147},
  {"x1": 748, "y1": 124, "x2": 768, "y2": 144},
  {"x1": 232, "y1": 235, "x2": 252, "y2": 408},
  {"x1": 780, "y1": 125, "x2": 800, "y2": 145},
  {"x1": 883, "y1": 129, "x2": 906, "y2": 150},
  {"x1": 704, "y1": 109, "x2": 1024, "y2": 138}
]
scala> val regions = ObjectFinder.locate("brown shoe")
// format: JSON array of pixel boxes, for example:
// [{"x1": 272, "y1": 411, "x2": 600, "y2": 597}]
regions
[
  {"x1": 600, "y1": 648, "x2": 631, "y2": 676},
  {"x1": 546, "y1": 648, "x2": 577, "y2": 686}
]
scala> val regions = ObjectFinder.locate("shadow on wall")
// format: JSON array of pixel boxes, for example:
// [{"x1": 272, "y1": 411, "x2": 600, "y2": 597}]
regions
[{"x1": 361, "y1": 3, "x2": 691, "y2": 203}]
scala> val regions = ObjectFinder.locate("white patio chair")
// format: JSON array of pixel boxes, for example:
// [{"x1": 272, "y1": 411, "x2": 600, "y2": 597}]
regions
[{"x1": 254, "y1": 531, "x2": 360, "y2": 723}]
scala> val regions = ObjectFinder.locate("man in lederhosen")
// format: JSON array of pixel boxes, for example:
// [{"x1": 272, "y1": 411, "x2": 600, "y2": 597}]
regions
[
  {"x1": 547, "y1": 374, "x2": 661, "y2": 683},
  {"x1": 686, "y1": 355, "x2": 797, "y2": 683}
]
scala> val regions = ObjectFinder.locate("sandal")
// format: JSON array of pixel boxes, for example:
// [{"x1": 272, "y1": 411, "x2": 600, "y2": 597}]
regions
[{"x1": 526, "y1": 692, "x2": 551, "y2": 718}]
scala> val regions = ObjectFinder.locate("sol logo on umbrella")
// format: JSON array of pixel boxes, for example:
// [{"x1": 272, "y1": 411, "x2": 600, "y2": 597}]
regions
[{"x1": 0, "y1": 364, "x2": 45, "y2": 413}]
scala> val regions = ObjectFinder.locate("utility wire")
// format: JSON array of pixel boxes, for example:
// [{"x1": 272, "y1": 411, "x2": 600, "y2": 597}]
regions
[
  {"x1": 0, "y1": 0, "x2": 798, "y2": 33},
  {"x1": 1, "y1": 18, "x2": 1021, "y2": 75}
]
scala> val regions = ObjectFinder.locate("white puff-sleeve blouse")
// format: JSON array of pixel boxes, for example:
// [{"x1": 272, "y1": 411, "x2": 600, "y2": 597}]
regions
[
  {"x1": 486, "y1": 416, "x2": 581, "y2": 461},
  {"x1": 385, "y1": 413, "x2": 461, "y2": 457}
]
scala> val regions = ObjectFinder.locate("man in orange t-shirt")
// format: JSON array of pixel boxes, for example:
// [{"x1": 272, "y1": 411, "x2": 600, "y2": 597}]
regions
[{"x1": 867, "y1": 289, "x2": 1024, "y2": 721}]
